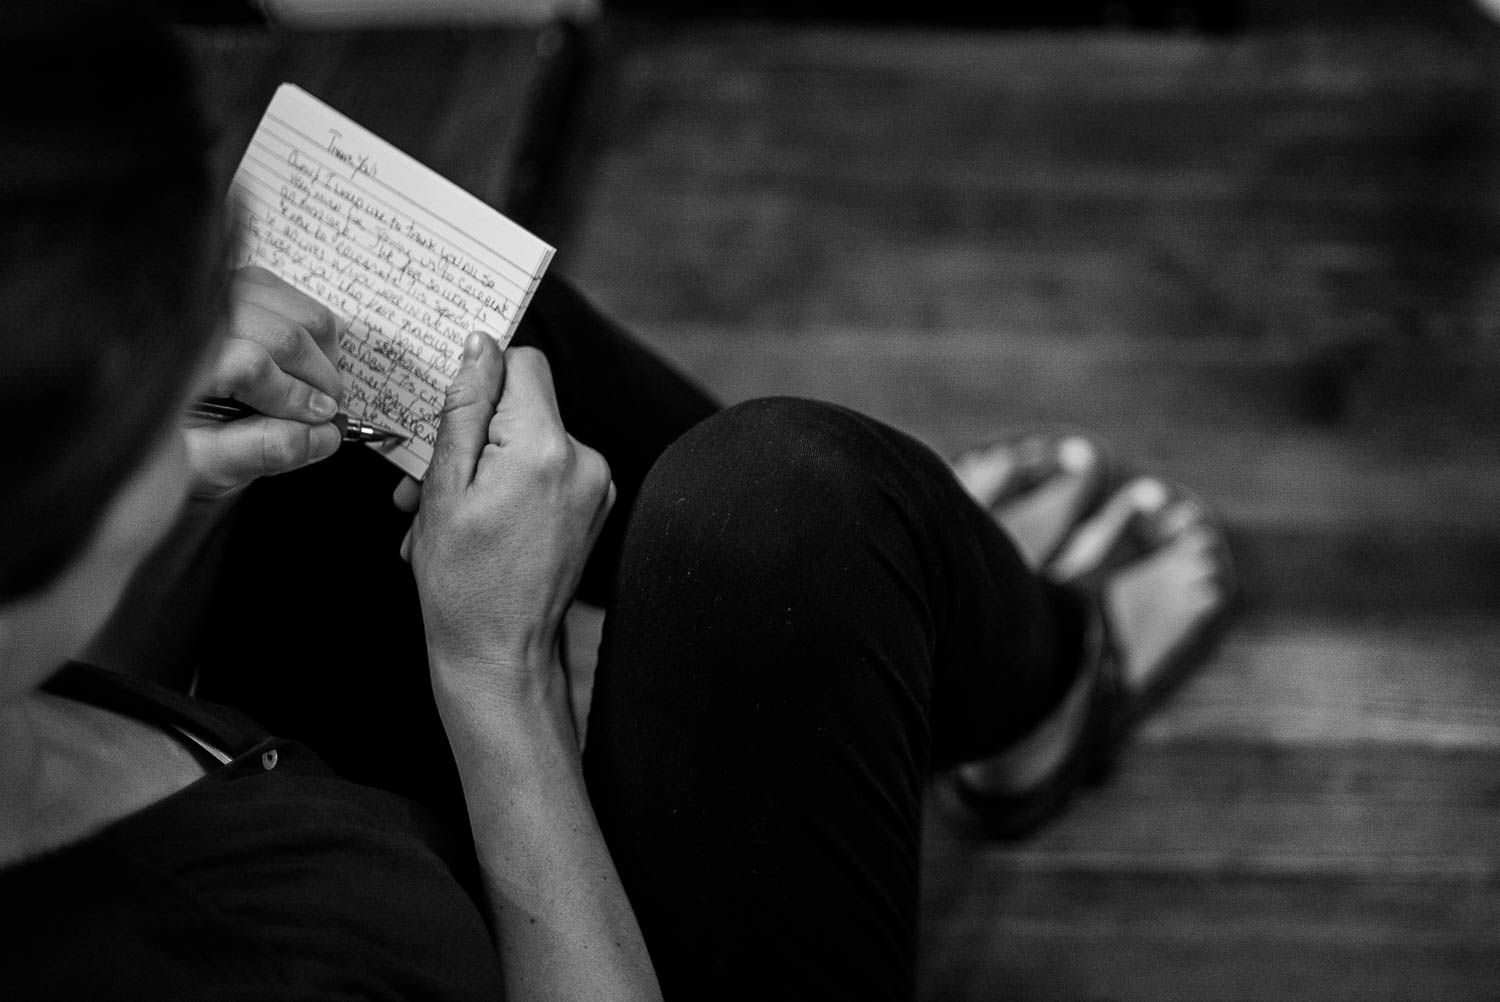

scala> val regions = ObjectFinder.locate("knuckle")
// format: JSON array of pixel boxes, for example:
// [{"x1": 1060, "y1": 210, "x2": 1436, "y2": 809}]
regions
[
  {"x1": 519, "y1": 434, "x2": 571, "y2": 485},
  {"x1": 219, "y1": 340, "x2": 267, "y2": 389},
  {"x1": 246, "y1": 343, "x2": 278, "y2": 384},
  {"x1": 441, "y1": 378, "x2": 478, "y2": 415},
  {"x1": 264, "y1": 322, "x2": 304, "y2": 363},
  {"x1": 310, "y1": 304, "x2": 340, "y2": 346},
  {"x1": 590, "y1": 448, "x2": 611, "y2": 483},
  {"x1": 580, "y1": 446, "x2": 611, "y2": 491},
  {"x1": 533, "y1": 433, "x2": 571, "y2": 471}
]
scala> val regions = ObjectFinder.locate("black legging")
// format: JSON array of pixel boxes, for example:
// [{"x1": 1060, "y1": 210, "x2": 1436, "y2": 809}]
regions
[{"x1": 193, "y1": 275, "x2": 1083, "y2": 1001}]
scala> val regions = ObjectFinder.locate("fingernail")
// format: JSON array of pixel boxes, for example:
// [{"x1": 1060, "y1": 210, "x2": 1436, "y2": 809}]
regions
[
  {"x1": 464, "y1": 332, "x2": 486, "y2": 361},
  {"x1": 311, "y1": 392, "x2": 338, "y2": 419},
  {"x1": 311, "y1": 423, "x2": 340, "y2": 459}
]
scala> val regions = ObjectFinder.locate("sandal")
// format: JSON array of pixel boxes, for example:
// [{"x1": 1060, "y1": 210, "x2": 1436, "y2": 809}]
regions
[
  {"x1": 951, "y1": 475, "x2": 1236, "y2": 840},
  {"x1": 950, "y1": 431, "x2": 1113, "y2": 571}
]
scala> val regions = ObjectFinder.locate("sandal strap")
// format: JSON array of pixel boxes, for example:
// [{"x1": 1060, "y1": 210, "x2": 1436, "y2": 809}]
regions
[{"x1": 1069, "y1": 582, "x2": 1125, "y2": 787}]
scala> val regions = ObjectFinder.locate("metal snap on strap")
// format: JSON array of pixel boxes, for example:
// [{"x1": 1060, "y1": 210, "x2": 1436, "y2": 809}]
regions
[{"x1": 261, "y1": 748, "x2": 279, "y2": 771}]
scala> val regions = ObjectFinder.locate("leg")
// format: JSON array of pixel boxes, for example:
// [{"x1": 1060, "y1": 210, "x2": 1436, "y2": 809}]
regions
[
  {"x1": 583, "y1": 398, "x2": 1086, "y2": 1001},
  {"x1": 191, "y1": 275, "x2": 718, "y2": 823}
]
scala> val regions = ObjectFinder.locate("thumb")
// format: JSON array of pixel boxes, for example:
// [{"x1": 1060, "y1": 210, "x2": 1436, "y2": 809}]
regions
[{"x1": 427, "y1": 332, "x2": 505, "y2": 494}]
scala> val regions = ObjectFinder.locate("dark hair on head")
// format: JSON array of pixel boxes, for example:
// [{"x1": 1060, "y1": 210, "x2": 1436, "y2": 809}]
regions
[{"x1": 0, "y1": 0, "x2": 223, "y2": 600}]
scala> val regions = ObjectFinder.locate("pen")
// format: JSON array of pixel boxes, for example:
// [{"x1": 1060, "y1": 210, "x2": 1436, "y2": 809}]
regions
[{"x1": 187, "y1": 396, "x2": 407, "y2": 444}]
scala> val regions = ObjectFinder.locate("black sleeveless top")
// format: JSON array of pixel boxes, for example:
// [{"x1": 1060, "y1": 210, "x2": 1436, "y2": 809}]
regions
[{"x1": 0, "y1": 663, "x2": 504, "y2": 1001}]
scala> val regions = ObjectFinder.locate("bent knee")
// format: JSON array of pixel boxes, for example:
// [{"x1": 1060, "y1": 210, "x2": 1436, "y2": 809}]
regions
[
  {"x1": 629, "y1": 398, "x2": 900, "y2": 560},
  {"x1": 656, "y1": 396, "x2": 883, "y2": 502}
]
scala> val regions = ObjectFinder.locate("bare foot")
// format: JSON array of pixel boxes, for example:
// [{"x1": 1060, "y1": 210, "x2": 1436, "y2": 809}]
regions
[
  {"x1": 956, "y1": 475, "x2": 1233, "y2": 817},
  {"x1": 1050, "y1": 478, "x2": 1233, "y2": 696}
]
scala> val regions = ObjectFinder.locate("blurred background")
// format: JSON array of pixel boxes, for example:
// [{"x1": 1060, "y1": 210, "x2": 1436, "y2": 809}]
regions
[{"x1": 177, "y1": 0, "x2": 1500, "y2": 997}]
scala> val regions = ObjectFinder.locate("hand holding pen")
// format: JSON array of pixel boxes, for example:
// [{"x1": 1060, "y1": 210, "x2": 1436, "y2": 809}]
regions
[
  {"x1": 188, "y1": 397, "x2": 405, "y2": 444},
  {"x1": 183, "y1": 267, "x2": 364, "y2": 498}
]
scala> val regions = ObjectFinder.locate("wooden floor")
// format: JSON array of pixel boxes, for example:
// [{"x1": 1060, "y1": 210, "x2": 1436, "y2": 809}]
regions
[{"x1": 558, "y1": 7, "x2": 1500, "y2": 999}]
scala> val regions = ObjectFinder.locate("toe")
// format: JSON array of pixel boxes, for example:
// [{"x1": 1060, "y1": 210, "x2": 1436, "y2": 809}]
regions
[
  {"x1": 952, "y1": 441, "x2": 1023, "y2": 507},
  {"x1": 1049, "y1": 475, "x2": 1167, "y2": 582},
  {"x1": 1057, "y1": 435, "x2": 1097, "y2": 475}
]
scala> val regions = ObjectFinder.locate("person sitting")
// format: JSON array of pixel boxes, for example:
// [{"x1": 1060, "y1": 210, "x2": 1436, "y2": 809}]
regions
[{"x1": 0, "y1": 3, "x2": 1232, "y2": 999}]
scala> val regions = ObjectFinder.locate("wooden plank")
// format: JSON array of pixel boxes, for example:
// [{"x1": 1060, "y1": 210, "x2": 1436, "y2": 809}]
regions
[
  {"x1": 573, "y1": 197, "x2": 1500, "y2": 344},
  {"x1": 919, "y1": 744, "x2": 1500, "y2": 999},
  {"x1": 925, "y1": 744, "x2": 1500, "y2": 874},
  {"x1": 598, "y1": 20, "x2": 1497, "y2": 94},
  {"x1": 615, "y1": 328, "x2": 1500, "y2": 449},
  {"x1": 1140, "y1": 617, "x2": 1500, "y2": 747},
  {"x1": 1230, "y1": 527, "x2": 1500, "y2": 619},
  {"x1": 917, "y1": 867, "x2": 1500, "y2": 1001},
  {"x1": 587, "y1": 24, "x2": 1500, "y2": 174},
  {"x1": 570, "y1": 24, "x2": 1500, "y2": 343}
]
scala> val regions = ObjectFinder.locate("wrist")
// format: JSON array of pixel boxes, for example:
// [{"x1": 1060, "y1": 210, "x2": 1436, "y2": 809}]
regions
[{"x1": 430, "y1": 650, "x2": 575, "y2": 744}]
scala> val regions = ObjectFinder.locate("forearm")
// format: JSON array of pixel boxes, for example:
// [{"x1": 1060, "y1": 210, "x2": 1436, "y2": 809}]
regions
[{"x1": 435, "y1": 658, "x2": 662, "y2": 1002}]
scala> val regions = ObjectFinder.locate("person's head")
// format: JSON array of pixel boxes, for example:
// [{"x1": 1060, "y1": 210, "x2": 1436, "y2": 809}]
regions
[{"x1": 0, "y1": 1, "x2": 225, "y2": 693}]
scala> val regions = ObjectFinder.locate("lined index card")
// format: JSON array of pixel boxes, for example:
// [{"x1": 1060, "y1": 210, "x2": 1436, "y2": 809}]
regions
[{"x1": 230, "y1": 83, "x2": 554, "y2": 479}]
